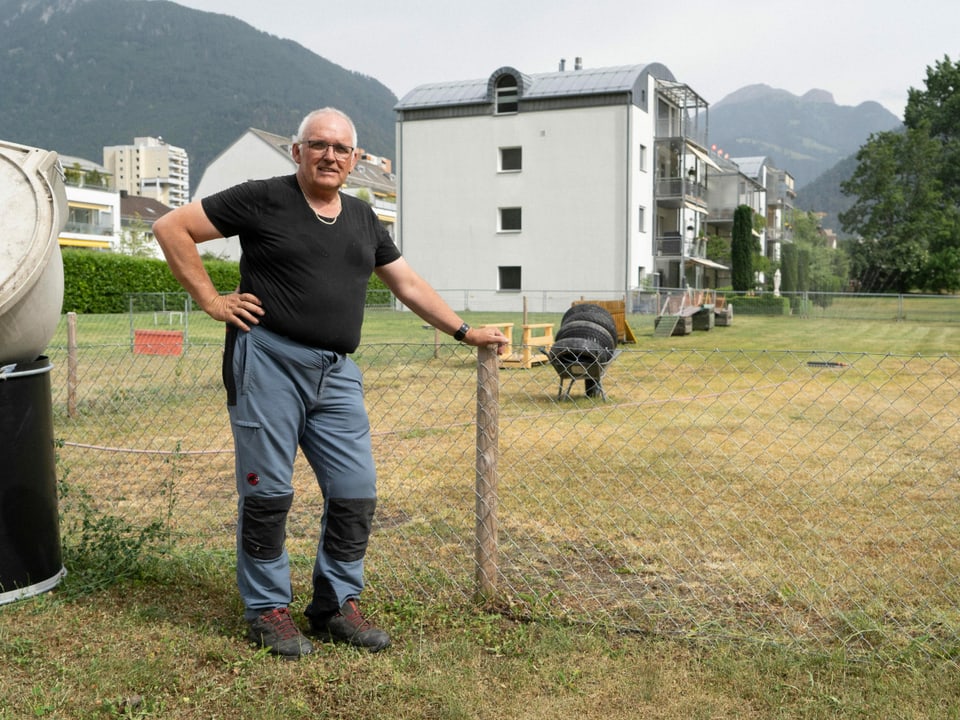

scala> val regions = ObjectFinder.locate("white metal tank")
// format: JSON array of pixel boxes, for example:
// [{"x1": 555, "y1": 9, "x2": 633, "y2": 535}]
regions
[{"x1": 0, "y1": 140, "x2": 67, "y2": 365}]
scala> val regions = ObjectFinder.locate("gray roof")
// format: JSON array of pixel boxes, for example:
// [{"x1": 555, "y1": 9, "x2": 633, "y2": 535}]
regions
[
  {"x1": 120, "y1": 194, "x2": 172, "y2": 225},
  {"x1": 730, "y1": 156, "x2": 770, "y2": 179},
  {"x1": 249, "y1": 128, "x2": 295, "y2": 154},
  {"x1": 58, "y1": 154, "x2": 108, "y2": 173},
  {"x1": 396, "y1": 63, "x2": 677, "y2": 110}
]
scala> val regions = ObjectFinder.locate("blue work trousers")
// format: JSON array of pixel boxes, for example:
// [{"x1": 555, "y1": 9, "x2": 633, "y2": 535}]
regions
[{"x1": 225, "y1": 326, "x2": 377, "y2": 621}]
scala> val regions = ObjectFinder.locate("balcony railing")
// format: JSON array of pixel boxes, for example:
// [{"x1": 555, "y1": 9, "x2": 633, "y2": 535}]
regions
[
  {"x1": 656, "y1": 177, "x2": 707, "y2": 205},
  {"x1": 64, "y1": 221, "x2": 114, "y2": 236},
  {"x1": 706, "y1": 207, "x2": 736, "y2": 223},
  {"x1": 655, "y1": 121, "x2": 707, "y2": 148},
  {"x1": 656, "y1": 236, "x2": 702, "y2": 258}
]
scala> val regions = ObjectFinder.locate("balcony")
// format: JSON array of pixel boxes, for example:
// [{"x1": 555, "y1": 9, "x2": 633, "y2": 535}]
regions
[
  {"x1": 656, "y1": 233, "x2": 701, "y2": 258},
  {"x1": 706, "y1": 207, "x2": 735, "y2": 224},
  {"x1": 64, "y1": 221, "x2": 114, "y2": 236},
  {"x1": 655, "y1": 175, "x2": 707, "y2": 209},
  {"x1": 655, "y1": 120, "x2": 707, "y2": 149}
]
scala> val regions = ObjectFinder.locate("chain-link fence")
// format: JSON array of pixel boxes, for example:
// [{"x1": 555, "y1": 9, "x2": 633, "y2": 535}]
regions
[{"x1": 43, "y1": 309, "x2": 960, "y2": 660}]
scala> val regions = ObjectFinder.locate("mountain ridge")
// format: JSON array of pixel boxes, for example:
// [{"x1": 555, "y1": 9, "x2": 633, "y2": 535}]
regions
[
  {"x1": 1, "y1": 0, "x2": 897, "y2": 221},
  {"x1": 708, "y1": 82, "x2": 900, "y2": 189},
  {"x1": 0, "y1": 0, "x2": 398, "y2": 193}
]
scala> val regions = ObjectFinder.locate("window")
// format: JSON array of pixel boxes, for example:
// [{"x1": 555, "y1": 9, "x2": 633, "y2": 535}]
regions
[
  {"x1": 499, "y1": 207, "x2": 522, "y2": 232},
  {"x1": 639, "y1": 144, "x2": 647, "y2": 172},
  {"x1": 496, "y1": 76, "x2": 518, "y2": 114},
  {"x1": 499, "y1": 146, "x2": 522, "y2": 172},
  {"x1": 499, "y1": 266, "x2": 521, "y2": 291},
  {"x1": 638, "y1": 206, "x2": 646, "y2": 232}
]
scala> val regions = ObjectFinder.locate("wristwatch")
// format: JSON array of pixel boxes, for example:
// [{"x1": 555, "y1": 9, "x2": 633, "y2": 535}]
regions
[{"x1": 453, "y1": 323, "x2": 470, "y2": 342}]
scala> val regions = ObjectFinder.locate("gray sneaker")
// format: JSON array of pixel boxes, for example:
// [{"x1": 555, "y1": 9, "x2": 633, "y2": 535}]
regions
[
  {"x1": 247, "y1": 607, "x2": 314, "y2": 659},
  {"x1": 311, "y1": 598, "x2": 391, "y2": 652}
]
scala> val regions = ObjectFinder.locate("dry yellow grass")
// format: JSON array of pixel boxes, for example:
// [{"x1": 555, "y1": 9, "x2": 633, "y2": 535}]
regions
[
  {"x1": 2, "y1": 313, "x2": 959, "y2": 718},
  {"x1": 28, "y1": 312, "x2": 957, "y2": 658}
]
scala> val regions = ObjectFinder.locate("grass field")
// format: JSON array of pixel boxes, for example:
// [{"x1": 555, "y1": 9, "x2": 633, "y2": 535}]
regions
[
  {"x1": 53, "y1": 301, "x2": 960, "y2": 353},
  {"x1": 1, "y1": 307, "x2": 959, "y2": 719}
]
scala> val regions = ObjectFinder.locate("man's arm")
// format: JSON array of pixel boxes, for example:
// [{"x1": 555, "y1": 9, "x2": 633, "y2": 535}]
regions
[
  {"x1": 153, "y1": 201, "x2": 264, "y2": 330},
  {"x1": 375, "y1": 257, "x2": 508, "y2": 350}
]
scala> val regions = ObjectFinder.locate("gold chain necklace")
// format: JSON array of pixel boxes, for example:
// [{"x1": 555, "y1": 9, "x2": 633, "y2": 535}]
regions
[
  {"x1": 314, "y1": 210, "x2": 338, "y2": 226},
  {"x1": 298, "y1": 182, "x2": 341, "y2": 225}
]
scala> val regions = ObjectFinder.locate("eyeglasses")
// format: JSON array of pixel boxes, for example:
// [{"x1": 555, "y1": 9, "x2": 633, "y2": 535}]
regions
[{"x1": 301, "y1": 139, "x2": 355, "y2": 160}]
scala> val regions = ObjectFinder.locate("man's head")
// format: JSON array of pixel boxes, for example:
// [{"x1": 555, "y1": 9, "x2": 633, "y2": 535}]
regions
[
  {"x1": 295, "y1": 108, "x2": 358, "y2": 148},
  {"x1": 292, "y1": 108, "x2": 359, "y2": 195}
]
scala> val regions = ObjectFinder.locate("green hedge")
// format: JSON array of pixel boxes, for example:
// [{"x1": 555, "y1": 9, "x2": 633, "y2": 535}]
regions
[
  {"x1": 730, "y1": 294, "x2": 791, "y2": 316},
  {"x1": 61, "y1": 249, "x2": 394, "y2": 314},
  {"x1": 61, "y1": 250, "x2": 240, "y2": 314}
]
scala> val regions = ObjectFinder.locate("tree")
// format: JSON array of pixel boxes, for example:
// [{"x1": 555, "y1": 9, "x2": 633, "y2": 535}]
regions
[
  {"x1": 905, "y1": 55, "x2": 960, "y2": 204},
  {"x1": 731, "y1": 204, "x2": 754, "y2": 291},
  {"x1": 841, "y1": 55, "x2": 960, "y2": 293},
  {"x1": 780, "y1": 243, "x2": 798, "y2": 293},
  {"x1": 840, "y1": 123, "x2": 943, "y2": 292},
  {"x1": 115, "y1": 215, "x2": 157, "y2": 258},
  {"x1": 789, "y1": 210, "x2": 848, "y2": 298},
  {"x1": 706, "y1": 234, "x2": 731, "y2": 269}
]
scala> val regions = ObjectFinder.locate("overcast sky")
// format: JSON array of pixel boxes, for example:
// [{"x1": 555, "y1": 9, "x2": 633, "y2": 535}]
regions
[{"x1": 171, "y1": 0, "x2": 957, "y2": 118}]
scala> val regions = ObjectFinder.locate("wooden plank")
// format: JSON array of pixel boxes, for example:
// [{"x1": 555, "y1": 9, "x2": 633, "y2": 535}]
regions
[{"x1": 572, "y1": 298, "x2": 631, "y2": 342}]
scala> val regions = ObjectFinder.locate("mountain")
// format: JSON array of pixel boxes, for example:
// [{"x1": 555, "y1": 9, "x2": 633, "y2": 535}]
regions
[
  {"x1": 794, "y1": 154, "x2": 862, "y2": 234},
  {"x1": 0, "y1": 0, "x2": 398, "y2": 193},
  {"x1": 0, "y1": 1, "x2": 900, "y2": 223},
  {"x1": 708, "y1": 84, "x2": 901, "y2": 189}
]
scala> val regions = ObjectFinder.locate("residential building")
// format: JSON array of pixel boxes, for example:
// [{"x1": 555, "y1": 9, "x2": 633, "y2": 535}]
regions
[
  {"x1": 728, "y1": 156, "x2": 796, "y2": 264},
  {"x1": 394, "y1": 61, "x2": 718, "y2": 312},
  {"x1": 118, "y1": 192, "x2": 172, "y2": 258},
  {"x1": 191, "y1": 128, "x2": 397, "y2": 261},
  {"x1": 103, "y1": 136, "x2": 190, "y2": 208},
  {"x1": 704, "y1": 150, "x2": 766, "y2": 287},
  {"x1": 58, "y1": 154, "x2": 120, "y2": 251}
]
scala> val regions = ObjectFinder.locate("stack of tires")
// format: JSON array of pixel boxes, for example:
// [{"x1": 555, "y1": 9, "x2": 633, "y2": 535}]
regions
[{"x1": 548, "y1": 304, "x2": 618, "y2": 399}]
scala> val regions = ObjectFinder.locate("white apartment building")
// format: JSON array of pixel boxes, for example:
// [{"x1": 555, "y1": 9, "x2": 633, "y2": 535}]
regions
[
  {"x1": 394, "y1": 61, "x2": 716, "y2": 312},
  {"x1": 103, "y1": 136, "x2": 190, "y2": 208}
]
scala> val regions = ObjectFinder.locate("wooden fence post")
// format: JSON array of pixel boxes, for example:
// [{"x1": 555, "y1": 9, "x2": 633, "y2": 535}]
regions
[{"x1": 474, "y1": 344, "x2": 500, "y2": 602}]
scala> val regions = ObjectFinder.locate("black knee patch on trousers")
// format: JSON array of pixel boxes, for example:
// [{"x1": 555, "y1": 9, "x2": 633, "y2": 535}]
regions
[
  {"x1": 323, "y1": 498, "x2": 377, "y2": 562},
  {"x1": 241, "y1": 493, "x2": 293, "y2": 560}
]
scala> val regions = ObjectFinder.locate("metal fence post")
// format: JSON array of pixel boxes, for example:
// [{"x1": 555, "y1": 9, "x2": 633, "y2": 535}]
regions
[{"x1": 474, "y1": 344, "x2": 500, "y2": 602}]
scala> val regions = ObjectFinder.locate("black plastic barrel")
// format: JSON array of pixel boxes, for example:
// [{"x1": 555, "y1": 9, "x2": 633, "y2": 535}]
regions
[{"x1": 0, "y1": 357, "x2": 65, "y2": 604}]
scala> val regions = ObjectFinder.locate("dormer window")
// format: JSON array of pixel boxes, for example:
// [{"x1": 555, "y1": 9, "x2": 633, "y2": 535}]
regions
[{"x1": 496, "y1": 75, "x2": 518, "y2": 114}]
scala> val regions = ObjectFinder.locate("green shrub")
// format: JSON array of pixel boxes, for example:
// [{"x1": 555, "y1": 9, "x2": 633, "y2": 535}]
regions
[
  {"x1": 61, "y1": 250, "x2": 240, "y2": 314},
  {"x1": 790, "y1": 296, "x2": 813, "y2": 315},
  {"x1": 731, "y1": 294, "x2": 791, "y2": 316},
  {"x1": 62, "y1": 249, "x2": 392, "y2": 313},
  {"x1": 366, "y1": 275, "x2": 393, "y2": 306}
]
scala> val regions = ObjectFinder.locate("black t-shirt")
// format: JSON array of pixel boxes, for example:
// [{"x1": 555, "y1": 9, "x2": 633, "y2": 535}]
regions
[{"x1": 202, "y1": 175, "x2": 401, "y2": 353}]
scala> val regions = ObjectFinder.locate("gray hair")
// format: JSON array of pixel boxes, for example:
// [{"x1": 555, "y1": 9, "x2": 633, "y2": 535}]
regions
[{"x1": 294, "y1": 107, "x2": 358, "y2": 147}]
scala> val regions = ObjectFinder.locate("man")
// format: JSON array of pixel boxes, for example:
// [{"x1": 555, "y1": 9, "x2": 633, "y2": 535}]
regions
[{"x1": 154, "y1": 107, "x2": 507, "y2": 659}]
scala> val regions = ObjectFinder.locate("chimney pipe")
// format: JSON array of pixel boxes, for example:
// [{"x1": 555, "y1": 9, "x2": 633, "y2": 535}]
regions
[
  {"x1": 559, "y1": 58, "x2": 566, "y2": 71},
  {"x1": 574, "y1": 57, "x2": 582, "y2": 70}
]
